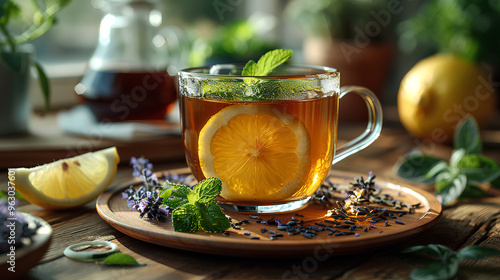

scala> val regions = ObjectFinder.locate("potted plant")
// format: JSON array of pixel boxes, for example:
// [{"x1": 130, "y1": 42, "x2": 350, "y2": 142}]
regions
[
  {"x1": 285, "y1": 0, "x2": 396, "y2": 121},
  {"x1": 0, "y1": 0, "x2": 70, "y2": 135}
]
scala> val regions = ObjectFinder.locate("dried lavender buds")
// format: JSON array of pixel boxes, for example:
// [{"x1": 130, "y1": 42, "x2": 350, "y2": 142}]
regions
[{"x1": 234, "y1": 173, "x2": 420, "y2": 241}]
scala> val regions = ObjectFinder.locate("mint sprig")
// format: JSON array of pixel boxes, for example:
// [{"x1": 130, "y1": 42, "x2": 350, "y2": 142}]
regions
[
  {"x1": 394, "y1": 117, "x2": 500, "y2": 206},
  {"x1": 242, "y1": 49, "x2": 293, "y2": 76},
  {"x1": 201, "y1": 48, "x2": 322, "y2": 101},
  {"x1": 163, "y1": 178, "x2": 230, "y2": 233},
  {"x1": 403, "y1": 244, "x2": 500, "y2": 280}
]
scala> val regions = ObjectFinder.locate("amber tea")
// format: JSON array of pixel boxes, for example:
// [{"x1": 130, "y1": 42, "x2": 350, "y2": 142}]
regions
[{"x1": 178, "y1": 65, "x2": 382, "y2": 212}]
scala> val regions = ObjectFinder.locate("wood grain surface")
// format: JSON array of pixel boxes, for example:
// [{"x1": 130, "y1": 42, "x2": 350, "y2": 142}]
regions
[{"x1": 2, "y1": 121, "x2": 500, "y2": 279}]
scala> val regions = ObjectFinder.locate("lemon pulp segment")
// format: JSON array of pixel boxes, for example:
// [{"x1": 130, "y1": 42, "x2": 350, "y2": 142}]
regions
[
  {"x1": 9, "y1": 147, "x2": 119, "y2": 209},
  {"x1": 198, "y1": 105, "x2": 311, "y2": 202}
]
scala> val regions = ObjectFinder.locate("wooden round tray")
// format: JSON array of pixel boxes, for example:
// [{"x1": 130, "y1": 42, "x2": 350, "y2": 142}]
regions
[{"x1": 96, "y1": 169, "x2": 442, "y2": 258}]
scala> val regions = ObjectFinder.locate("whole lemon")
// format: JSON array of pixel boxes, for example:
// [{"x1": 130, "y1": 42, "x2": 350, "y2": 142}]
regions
[{"x1": 398, "y1": 54, "x2": 496, "y2": 143}]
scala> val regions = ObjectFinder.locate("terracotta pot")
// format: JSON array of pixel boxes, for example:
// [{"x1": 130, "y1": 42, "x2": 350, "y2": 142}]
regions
[
  {"x1": 0, "y1": 49, "x2": 33, "y2": 136},
  {"x1": 304, "y1": 37, "x2": 395, "y2": 122}
]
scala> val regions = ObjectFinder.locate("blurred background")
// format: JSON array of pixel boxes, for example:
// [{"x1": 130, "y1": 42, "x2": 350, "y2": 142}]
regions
[
  {"x1": 1, "y1": 0, "x2": 498, "y2": 146},
  {"x1": 24, "y1": 0, "x2": 452, "y2": 110}
]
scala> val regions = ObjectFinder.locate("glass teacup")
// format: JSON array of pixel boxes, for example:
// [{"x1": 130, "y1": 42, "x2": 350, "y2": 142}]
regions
[{"x1": 178, "y1": 64, "x2": 382, "y2": 213}]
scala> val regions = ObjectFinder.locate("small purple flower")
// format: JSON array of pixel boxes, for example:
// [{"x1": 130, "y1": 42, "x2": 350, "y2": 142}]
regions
[
  {"x1": 129, "y1": 156, "x2": 138, "y2": 165},
  {"x1": 137, "y1": 201, "x2": 148, "y2": 213},
  {"x1": 127, "y1": 200, "x2": 136, "y2": 210},
  {"x1": 137, "y1": 157, "x2": 149, "y2": 166},
  {"x1": 132, "y1": 169, "x2": 141, "y2": 178}
]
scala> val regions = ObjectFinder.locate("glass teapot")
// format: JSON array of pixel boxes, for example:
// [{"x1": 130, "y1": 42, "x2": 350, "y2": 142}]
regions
[{"x1": 75, "y1": 0, "x2": 183, "y2": 121}]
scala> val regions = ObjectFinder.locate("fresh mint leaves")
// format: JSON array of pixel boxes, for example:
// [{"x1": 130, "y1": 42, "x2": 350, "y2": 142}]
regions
[
  {"x1": 242, "y1": 49, "x2": 293, "y2": 76},
  {"x1": 394, "y1": 117, "x2": 500, "y2": 206},
  {"x1": 403, "y1": 244, "x2": 500, "y2": 280},
  {"x1": 124, "y1": 157, "x2": 230, "y2": 233},
  {"x1": 168, "y1": 178, "x2": 230, "y2": 233}
]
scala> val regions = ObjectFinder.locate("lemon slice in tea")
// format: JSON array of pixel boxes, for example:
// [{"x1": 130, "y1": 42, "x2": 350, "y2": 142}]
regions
[
  {"x1": 9, "y1": 147, "x2": 120, "y2": 210},
  {"x1": 198, "y1": 105, "x2": 311, "y2": 202}
]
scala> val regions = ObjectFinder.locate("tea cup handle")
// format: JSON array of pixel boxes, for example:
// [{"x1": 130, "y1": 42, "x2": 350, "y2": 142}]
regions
[{"x1": 331, "y1": 86, "x2": 383, "y2": 165}]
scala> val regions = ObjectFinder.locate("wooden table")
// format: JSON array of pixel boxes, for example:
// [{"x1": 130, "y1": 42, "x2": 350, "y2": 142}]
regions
[{"x1": 2, "y1": 113, "x2": 500, "y2": 280}]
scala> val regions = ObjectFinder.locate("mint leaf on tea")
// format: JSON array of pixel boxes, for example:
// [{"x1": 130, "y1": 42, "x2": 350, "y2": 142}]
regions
[
  {"x1": 242, "y1": 49, "x2": 293, "y2": 76},
  {"x1": 100, "y1": 253, "x2": 144, "y2": 266},
  {"x1": 172, "y1": 203, "x2": 201, "y2": 233},
  {"x1": 198, "y1": 201, "x2": 231, "y2": 232},
  {"x1": 242, "y1": 60, "x2": 259, "y2": 76},
  {"x1": 454, "y1": 117, "x2": 481, "y2": 155}
]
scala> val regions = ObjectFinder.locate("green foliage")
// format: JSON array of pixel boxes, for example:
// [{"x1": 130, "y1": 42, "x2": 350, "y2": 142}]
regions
[
  {"x1": 0, "y1": 0, "x2": 71, "y2": 111},
  {"x1": 394, "y1": 117, "x2": 500, "y2": 206},
  {"x1": 403, "y1": 244, "x2": 500, "y2": 280},
  {"x1": 189, "y1": 19, "x2": 279, "y2": 67},
  {"x1": 167, "y1": 178, "x2": 230, "y2": 233},
  {"x1": 286, "y1": 0, "x2": 391, "y2": 40},
  {"x1": 398, "y1": 0, "x2": 500, "y2": 63}
]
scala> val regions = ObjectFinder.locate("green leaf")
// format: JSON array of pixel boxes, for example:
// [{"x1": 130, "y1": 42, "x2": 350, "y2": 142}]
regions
[
  {"x1": 424, "y1": 161, "x2": 449, "y2": 181},
  {"x1": 394, "y1": 154, "x2": 445, "y2": 183},
  {"x1": 34, "y1": 61, "x2": 50, "y2": 111},
  {"x1": 459, "y1": 184, "x2": 485, "y2": 199},
  {"x1": 409, "y1": 260, "x2": 458, "y2": 280},
  {"x1": 457, "y1": 246, "x2": 500, "y2": 260},
  {"x1": 193, "y1": 177, "x2": 222, "y2": 204},
  {"x1": 163, "y1": 196, "x2": 188, "y2": 209},
  {"x1": 457, "y1": 154, "x2": 500, "y2": 183},
  {"x1": 172, "y1": 203, "x2": 200, "y2": 232},
  {"x1": 159, "y1": 188, "x2": 172, "y2": 201},
  {"x1": 241, "y1": 49, "x2": 293, "y2": 76},
  {"x1": 0, "y1": 51, "x2": 25, "y2": 72},
  {"x1": 100, "y1": 253, "x2": 145, "y2": 266},
  {"x1": 165, "y1": 184, "x2": 191, "y2": 198},
  {"x1": 435, "y1": 173, "x2": 467, "y2": 206},
  {"x1": 403, "y1": 244, "x2": 455, "y2": 259},
  {"x1": 198, "y1": 201, "x2": 230, "y2": 232},
  {"x1": 242, "y1": 60, "x2": 258, "y2": 76},
  {"x1": 187, "y1": 191, "x2": 198, "y2": 204},
  {"x1": 159, "y1": 184, "x2": 192, "y2": 208},
  {"x1": 454, "y1": 117, "x2": 481, "y2": 155},
  {"x1": 449, "y1": 149, "x2": 466, "y2": 166}
]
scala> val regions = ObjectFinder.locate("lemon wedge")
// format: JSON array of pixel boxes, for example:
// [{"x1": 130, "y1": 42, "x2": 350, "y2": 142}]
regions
[
  {"x1": 198, "y1": 105, "x2": 311, "y2": 202},
  {"x1": 9, "y1": 147, "x2": 120, "y2": 210}
]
